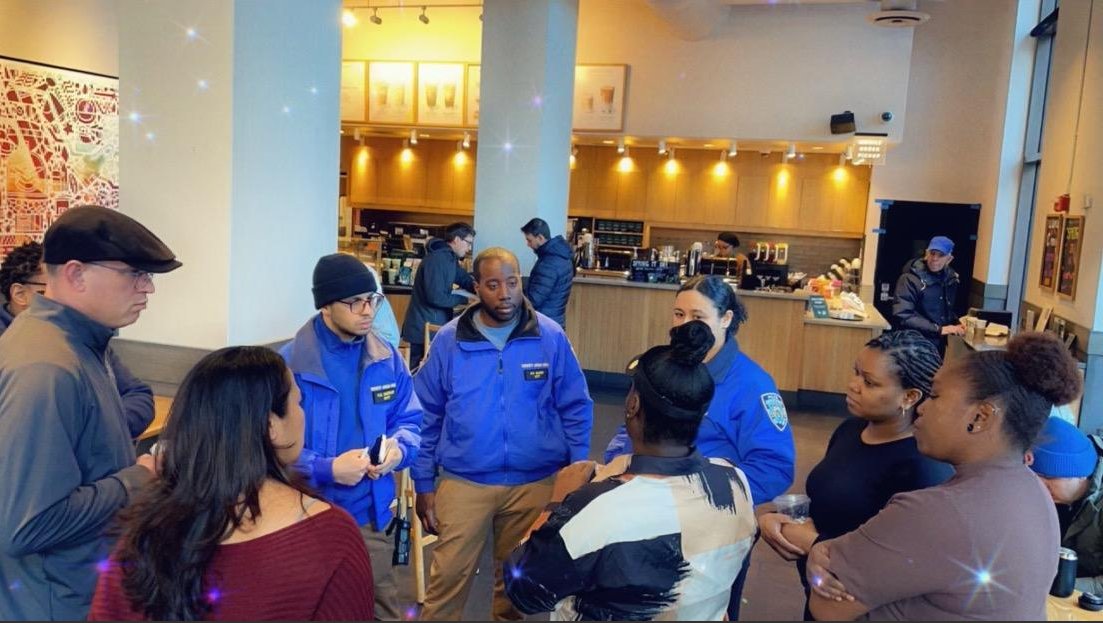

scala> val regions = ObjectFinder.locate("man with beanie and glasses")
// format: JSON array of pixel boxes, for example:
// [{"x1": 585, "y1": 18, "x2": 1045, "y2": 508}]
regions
[
  {"x1": 280, "y1": 253, "x2": 423, "y2": 619},
  {"x1": 1028, "y1": 416, "x2": 1103, "y2": 593}
]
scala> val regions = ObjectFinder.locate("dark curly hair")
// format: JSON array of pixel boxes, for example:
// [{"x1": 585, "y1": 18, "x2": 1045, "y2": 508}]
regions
[
  {"x1": 961, "y1": 332, "x2": 1082, "y2": 452},
  {"x1": 677, "y1": 275, "x2": 749, "y2": 337},
  {"x1": 866, "y1": 330, "x2": 942, "y2": 401},
  {"x1": 0, "y1": 241, "x2": 44, "y2": 303}
]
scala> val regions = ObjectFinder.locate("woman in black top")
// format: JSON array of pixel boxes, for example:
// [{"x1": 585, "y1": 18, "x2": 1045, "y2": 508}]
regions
[{"x1": 759, "y1": 330, "x2": 952, "y2": 617}]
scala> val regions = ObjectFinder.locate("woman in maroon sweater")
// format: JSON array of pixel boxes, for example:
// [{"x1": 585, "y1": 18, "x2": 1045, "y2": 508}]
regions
[{"x1": 90, "y1": 347, "x2": 374, "y2": 621}]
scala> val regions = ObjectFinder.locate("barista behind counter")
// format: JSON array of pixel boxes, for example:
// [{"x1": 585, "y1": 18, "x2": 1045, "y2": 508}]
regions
[{"x1": 710, "y1": 232, "x2": 750, "y2": 278}]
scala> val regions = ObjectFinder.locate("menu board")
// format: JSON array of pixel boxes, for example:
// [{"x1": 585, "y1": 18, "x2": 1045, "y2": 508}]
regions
[
  {"x1": 1038, "y1": 214, "x2": 1062, "y2": 291},
  {"x1": 1057, "y1": 215, "x2": 1084, "y2": 299}
]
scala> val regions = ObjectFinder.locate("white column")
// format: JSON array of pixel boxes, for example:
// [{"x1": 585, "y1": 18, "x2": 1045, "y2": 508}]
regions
[
  {"x1": 473, "y1": 0, "x2": 578, "y2": 272},
  {"x1": 117, "y1": 0, "x2": 341, "y2": 348}
]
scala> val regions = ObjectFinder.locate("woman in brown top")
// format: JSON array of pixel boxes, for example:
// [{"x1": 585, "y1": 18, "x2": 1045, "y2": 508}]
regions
[{"x1": 807, "y1": 332, "x2": 1082, "y2": 621}]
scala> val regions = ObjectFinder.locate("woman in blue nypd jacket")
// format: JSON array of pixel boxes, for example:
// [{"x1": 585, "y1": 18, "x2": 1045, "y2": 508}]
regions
[{"x1": 603, "y1": 275, "x2": 795, "y2": 619}]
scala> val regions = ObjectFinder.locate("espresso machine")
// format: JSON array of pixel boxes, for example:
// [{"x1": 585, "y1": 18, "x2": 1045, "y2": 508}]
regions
[{"x1": 684, "y1": 242, "x2": 704, "y2": 277}]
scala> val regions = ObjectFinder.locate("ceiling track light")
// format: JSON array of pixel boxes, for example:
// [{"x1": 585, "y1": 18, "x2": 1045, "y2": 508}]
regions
[
  {"x1": 658, "y1": 140, "x2": 668, "y2": 156},
  {"x1": 727, "y1": 141, "x2": 737, "y2": 157},
  {"x1": 370, "y1": 8, "x2": 382, "y2": 24},
  {"x1": 353, "y1": 128, "x2": 362, "y2": 141},
  {"x1": 571, "y1": 146, "x2": 579, "y2": 157},
  {"x1": 419, "y1": 6, "x2": 430, "y2": 24},
  {"x1": 409, "y1": 129, "x2": 419, "y2": 145},
  {"x1": 785, "y1": 143, "x2": 797, "y2": 159},
  {"x1": 462, "y1": 131, "x2": 471, "y2": 150},
  {"x1": 616, "y1": 138, "x2": 626, "y2": 155}
]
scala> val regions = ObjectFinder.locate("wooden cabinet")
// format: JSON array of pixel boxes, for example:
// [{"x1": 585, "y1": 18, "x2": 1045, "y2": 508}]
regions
[
  {"x1": 343, "y1": 136, "x2": 474, "y2": 215},
  {"x1": 342, "y1": 136, "x2": 869, "y2": 234}
]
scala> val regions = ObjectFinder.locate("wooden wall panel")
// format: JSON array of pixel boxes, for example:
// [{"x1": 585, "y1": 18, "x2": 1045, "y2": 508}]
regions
[{"x1": 800, "y1": 324, "x2": 879, "y2": 393}]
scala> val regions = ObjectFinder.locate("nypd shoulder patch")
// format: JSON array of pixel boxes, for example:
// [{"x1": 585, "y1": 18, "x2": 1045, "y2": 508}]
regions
[{"x1": 760, "y1": 392, "x2": 789, "y2": 432}]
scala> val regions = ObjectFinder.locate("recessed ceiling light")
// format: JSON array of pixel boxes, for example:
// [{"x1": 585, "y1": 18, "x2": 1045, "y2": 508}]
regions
[
  {"x1": 602, "y1": 140, "x2": 614, "y2": 145},
  {"x1": 812, "y1": 146, "x2": 824, "y2": 150}
]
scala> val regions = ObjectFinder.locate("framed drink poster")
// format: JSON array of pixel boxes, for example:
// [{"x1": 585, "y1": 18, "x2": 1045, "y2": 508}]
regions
[
  {"x1": 465, "y1": 64, "x2": 480, "y2": 127},
  {"x1": 416, "y1": 62, "x2": 464, "y2": 127},
  {"x1": 367, "y1": 61, "x2": 415, "y2": 125},
  {"x1": 1038, "y1": 214, "x2": 1062, "y2": 290},
  {"x1": 572, "y1": 64, "x2": 627, "y2": 132},
  {"x1": 1057, "y1": 215, "x2": 1084, "y2": 299},
  {"x1": 340, "y1": 61, "x2": 366, "y2": 122}
]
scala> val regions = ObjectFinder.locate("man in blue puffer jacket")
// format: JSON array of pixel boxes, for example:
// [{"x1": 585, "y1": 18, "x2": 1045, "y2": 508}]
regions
[
  {"x1": 521, "y1": 218, "x2": 575, "y2": 328},
  {"x1": 413, "y1": 247, "x2": 593, "y2": 621},
  {"x1": 280, "y1": 253, "x2": 422, "y2": 620}
]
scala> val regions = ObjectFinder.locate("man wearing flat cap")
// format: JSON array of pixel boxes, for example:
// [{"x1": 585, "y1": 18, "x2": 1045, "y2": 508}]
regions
[
  {"x1": 280, "y1": 253, "x2": 422, "y2": 619},
  {"x1": 0, "y1": 205, "x2": 181, "y2": 620}
]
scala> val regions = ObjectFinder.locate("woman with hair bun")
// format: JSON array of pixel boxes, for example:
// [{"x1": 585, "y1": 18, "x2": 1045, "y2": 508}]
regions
[
  {"x1": 807, "y1": 332, "x2": 1082, "y2": 621},
  {"x1": 503, "y1": 321, "x2": 757, "y2": 621}
]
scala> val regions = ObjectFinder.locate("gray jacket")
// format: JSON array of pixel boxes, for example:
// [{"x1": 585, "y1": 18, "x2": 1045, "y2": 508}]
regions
[
  {"x1": 0, "y1": 297, "x2": 151, "y2": 620},
  {"x1": 1066, "y1": 437, "x2": 1103, "y2": 594},
  {"x1": 0, "y1": 303, "x2": 155, "y2": 438}
]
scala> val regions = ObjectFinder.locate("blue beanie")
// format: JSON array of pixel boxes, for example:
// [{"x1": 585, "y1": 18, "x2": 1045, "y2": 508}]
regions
[{"x1": 1030, "y1": 417, "x2": 1097, "y2": 479}]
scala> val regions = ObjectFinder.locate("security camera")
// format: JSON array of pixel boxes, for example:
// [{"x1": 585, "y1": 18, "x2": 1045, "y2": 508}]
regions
[{"x1": 881, "y1": 111, "x2": 894, "y2": 122}]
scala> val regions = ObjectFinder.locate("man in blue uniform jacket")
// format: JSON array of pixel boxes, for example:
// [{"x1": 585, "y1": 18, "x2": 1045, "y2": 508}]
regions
[
  {"x1": 280, "y1": 253, "x2": 422, "y2": 620},
  {"x1": 413, "y1": 246, "x2": 593, "y2": 621}
]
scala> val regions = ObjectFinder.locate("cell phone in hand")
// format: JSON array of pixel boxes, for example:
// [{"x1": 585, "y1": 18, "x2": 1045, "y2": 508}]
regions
[{"x1": 361, "y1": 433, "x2": 387, "y2": 466}]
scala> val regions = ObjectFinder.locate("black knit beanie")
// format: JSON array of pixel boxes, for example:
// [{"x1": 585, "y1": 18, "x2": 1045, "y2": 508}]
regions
[{"x1": 312, "y1": 253, "x2": 377, "y2": 309}]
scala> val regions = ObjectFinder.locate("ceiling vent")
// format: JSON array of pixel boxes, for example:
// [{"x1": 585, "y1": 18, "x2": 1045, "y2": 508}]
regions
[{"x1": 867, "y1": 0, "x2": 930, "y2": 28}]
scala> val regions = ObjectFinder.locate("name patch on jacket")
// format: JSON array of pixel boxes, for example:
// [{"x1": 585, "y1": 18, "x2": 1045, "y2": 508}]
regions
[
  {"x1": 761, "y1": 393, "x2": 789, "y2": 431},
  {"x1": 522, "y1": 362, "x2": 550, "y2": 382},
  {"x1": 371, "y1": 383, "x2": 397, "y2": 404}
]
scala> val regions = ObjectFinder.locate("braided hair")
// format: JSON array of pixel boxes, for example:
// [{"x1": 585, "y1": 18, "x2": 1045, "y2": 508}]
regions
[
  {"x1": 865, "y1": 330, "x2": 942, "y2": 401},
  {"x1": 961, "y1": 332, "x2": 1082, "y2": 452}
]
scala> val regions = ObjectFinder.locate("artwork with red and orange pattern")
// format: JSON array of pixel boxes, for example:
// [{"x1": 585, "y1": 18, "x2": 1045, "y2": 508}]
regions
[{"x1": 0, "y1": 56, "x2": 118, "y2": 259}]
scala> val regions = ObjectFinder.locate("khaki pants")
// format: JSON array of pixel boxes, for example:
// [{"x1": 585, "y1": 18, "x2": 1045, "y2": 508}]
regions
[
  {"x1": 420, "y1": 475, "x2": 554, "y2": 621},
  {"x1": 361, "y1": 524, "x2": 401, "y2": 620}
]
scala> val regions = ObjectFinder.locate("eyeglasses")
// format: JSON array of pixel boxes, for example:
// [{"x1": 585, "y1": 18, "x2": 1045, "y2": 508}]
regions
[
  {"x1": 463, "y1": 237, "x2": 475, "y2": 247},
  {"x1": 86, "y1": 262, "x2": 154, "y2": 289},
  {"x1": 20, "y1": 281, "x2": 46, "y2": 294},
  {"x1": 337, "y1": 293, "x2": 385, "y2": 314}
]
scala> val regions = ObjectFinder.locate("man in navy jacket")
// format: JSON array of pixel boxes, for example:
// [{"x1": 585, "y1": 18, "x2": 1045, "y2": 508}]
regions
[
  {"x1": 280, "y1": 253, "x2": 422, "y2": 619},
  {"x1": 521, "y1": 218, "x2": 574, "y2": 328},
  {"x1": 401, "y1": 222, "x2": 477, "y2": 370},
  {"x1": 413, "y1": 247, "x2": 593, "y2": 621}
]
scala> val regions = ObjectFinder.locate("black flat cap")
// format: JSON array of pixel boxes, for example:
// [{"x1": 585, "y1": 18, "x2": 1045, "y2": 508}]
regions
[{"x1": 43, "y1": 206, "x2": 182, "y2": 273}]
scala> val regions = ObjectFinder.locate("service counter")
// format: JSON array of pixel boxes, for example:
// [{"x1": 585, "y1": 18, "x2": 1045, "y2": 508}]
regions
[{"x1": 565, "y1": 275, "x2": 889, "y2": 394}]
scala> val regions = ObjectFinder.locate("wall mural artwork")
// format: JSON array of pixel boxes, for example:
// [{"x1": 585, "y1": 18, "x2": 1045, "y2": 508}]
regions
[{"x1": 0, "y1": 56, "x2": 119, "y2": 257}]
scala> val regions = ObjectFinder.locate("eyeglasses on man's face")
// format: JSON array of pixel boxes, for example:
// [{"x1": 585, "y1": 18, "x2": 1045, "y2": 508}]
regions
[
  {"x1": 86, "y1": 262, "x2": 154, "y2": 289},
  {"x1": 337, "y1": 293, "x2": 385, "y2": 314}
]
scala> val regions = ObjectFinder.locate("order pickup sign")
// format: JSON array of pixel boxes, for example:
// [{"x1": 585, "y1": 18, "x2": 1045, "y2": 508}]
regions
[{"x1": 808, "y1": 295, "x2": 830, "y2": 319}]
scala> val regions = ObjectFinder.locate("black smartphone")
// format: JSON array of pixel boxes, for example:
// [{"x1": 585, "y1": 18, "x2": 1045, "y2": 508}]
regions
[{"x1": 365, "y1": 433, "x2": 387, "y2": 466}]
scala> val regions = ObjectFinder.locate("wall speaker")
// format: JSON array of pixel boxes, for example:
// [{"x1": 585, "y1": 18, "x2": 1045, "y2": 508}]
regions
[{"x1": 830, "y1": 111, "x2": 856, "y2": 135}]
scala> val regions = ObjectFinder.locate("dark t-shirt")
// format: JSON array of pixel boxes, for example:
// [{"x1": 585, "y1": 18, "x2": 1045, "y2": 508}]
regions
[{"x1": 806, "y1": 418, "x2": 953, "y2": 540}]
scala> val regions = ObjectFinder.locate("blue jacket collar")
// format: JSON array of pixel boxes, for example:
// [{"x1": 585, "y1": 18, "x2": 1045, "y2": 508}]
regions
[
  {"x1": 0, "y1": 303, "x2": 13, "y2": 332},
  {"x1": 706, "y1": 336, "x2": 740, "y2": 382},
  {"x1": 27, "y1": 296, "x2": 115, "y2": 354},
  {"x1": 285, "y1": 314, "x2": 392, "y2": 385},
  {"x1": 627, "y1": 449, "x2": 709, "y2": 477},
  {"x1": 455, "y1": 298, "x2": 541, "y2": 344}
]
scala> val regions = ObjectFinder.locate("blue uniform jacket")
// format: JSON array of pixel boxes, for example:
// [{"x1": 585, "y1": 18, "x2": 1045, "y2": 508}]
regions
[
  {"x1": 604, "y1": 337, "x2": 795, "y2": 504},
  {"x1": 412, "y1": 300, "x2": 594, "y2": 493},
  {"x1": 280, "y1": 316, "x2": 422, "y2": 529}
]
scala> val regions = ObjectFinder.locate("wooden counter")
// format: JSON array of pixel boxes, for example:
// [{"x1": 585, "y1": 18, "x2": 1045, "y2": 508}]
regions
[{"x1": 565, "y1": 275, "x2": 889, "y2": 393}]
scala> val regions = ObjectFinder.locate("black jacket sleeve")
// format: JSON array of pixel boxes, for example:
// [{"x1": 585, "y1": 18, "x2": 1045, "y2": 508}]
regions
[
  {"x1": 525, "y1": 257, "x2": 556, "y2": 310},
  {"x1": 107, "y1": 348, "x2": 155, "y2": 438},
  {"x1": 422, "y1": 254, "x2": 471, "y2": 310},
  {"x1": 892, "y1": 274, "x2": 940, "y2": 334}
]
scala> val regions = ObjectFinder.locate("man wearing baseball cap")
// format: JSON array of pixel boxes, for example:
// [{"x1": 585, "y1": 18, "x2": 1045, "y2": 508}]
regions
[
  {"x1": 1028, "y1": 417, "x2": 1103, "y2": 593},
  {"x1": 279, "y1": 253, "x2": 422, "y2": 619},
  {"x1": 892, "y1": 235, "x2": 963, "y2": 351},
  {"x1": 0, "y1": 206, "x2": 180, "y2": 620}
]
